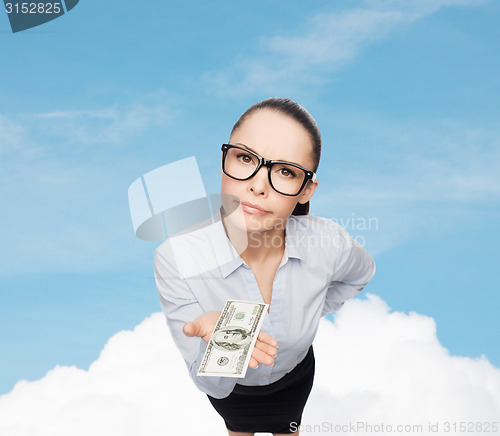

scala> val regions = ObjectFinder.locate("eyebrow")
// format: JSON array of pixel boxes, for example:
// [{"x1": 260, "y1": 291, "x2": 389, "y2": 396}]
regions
[{"x1": 235, "y1": 142, "x2": 306, "y2": 168}]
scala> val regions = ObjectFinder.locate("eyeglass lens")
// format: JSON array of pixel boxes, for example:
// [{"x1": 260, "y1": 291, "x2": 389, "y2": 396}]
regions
[{"x1": 224, "y1": 147, "x2": 306, "y2": 195}]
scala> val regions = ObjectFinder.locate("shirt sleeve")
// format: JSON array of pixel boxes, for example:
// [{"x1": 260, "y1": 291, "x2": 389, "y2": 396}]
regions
[
  {"x1": 153, "y1": 244, "x2": 238, "y2": 399},
  {"x1": 321, "y1": 224, "x2": 376, "y2": 316}
]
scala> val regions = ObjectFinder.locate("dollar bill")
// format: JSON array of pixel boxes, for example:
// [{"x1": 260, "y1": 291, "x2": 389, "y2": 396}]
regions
[{"x1": 197, "y1": 300, "x2": 268, "y2": 378}]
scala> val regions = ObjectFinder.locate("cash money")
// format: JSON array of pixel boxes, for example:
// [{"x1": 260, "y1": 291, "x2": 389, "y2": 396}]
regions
[{"x1": 197, "y1": 300, "x2": 268, "y2": 378}]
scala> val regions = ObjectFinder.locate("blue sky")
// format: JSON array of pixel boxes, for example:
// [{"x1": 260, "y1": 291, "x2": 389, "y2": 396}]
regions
[{"x1": 0, "y1": 0, "x2": 499, "y2": 399}]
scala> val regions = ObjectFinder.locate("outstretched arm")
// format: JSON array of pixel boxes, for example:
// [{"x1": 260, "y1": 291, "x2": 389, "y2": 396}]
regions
[{"x1": 154, "y1": 247, "x2": 277, "y2": 398}]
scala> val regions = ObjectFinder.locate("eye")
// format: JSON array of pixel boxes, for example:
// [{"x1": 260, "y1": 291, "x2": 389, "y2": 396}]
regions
[
  {"x1": 276, "y1": 166, "x2": 297, "y2": 178},
  {"x1": 235, "y1": 153, "x2": 255, "y2": 165}
]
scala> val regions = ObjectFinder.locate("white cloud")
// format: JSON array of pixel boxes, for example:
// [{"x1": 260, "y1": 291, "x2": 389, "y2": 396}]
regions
[
  {"x1": 340, "y1": 119, "x2": 500, "y2": 203},
  {"x1": 1, "y1": 294, "x2": 498, "y2": 436},
  {"x1": 31, "y1": 108, "x2": 118, "y2": 120},
  {"x1": 309, "y1": 294, "x2": 500, "y2": 434},
  {"x1": 324, "y1": 120, "x2": 500, "y2": 209},
  {"x1": 0, "y1": 115, "x2": 43, "y2": 159},
  {"x1": 310, "y1": 114, "x2": 500, "y2": 255},
  {"x1": 203, "y1": 0, "x2": 487, "y2": 96},
  {"x1": 0, "y1": 98, "x2": 177, "y2": 275},
  {"x1": 28, "y1": 102, "x2": 175, "y2": 145},
  {"x1": 0, "y1": 150, "x2": 149, "y2": 274},
  {"x1": 363, "y1": 0, "x2": 486, "y2": 17}
]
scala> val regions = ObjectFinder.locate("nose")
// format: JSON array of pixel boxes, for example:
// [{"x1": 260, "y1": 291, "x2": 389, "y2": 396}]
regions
[{"x1": 248, "y1": 166, "x2": 269, "y2": 196}]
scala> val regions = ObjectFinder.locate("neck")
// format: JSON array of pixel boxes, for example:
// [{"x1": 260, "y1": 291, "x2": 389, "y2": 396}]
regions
[{"x1": 221, "y1": 212, "x2": 286, "y2": 265}]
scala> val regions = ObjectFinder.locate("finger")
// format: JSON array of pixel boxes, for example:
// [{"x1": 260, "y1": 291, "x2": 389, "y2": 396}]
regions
[
  {"x1": 248, "y1": 356, "x2": 259, "y2": 369},
  {"x1": 257, "y1": 330, "x2": 278, "y2": 348},
  {"x1": 252, "y1": 346, "x2": 275, "y2": 366},
  {"x1": 254, "y1": 340, "x2": 278, "y2": 357}
]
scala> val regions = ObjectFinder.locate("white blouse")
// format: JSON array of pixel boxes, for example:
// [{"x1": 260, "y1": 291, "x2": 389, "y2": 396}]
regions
[{"x1": 154, "y1": 207, "x2": 376, "y2": 399}]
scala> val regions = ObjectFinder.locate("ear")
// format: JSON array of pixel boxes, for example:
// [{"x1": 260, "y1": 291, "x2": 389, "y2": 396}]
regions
[{"x1": 297, "y1": 178, "x2": 319, "y2": 204}]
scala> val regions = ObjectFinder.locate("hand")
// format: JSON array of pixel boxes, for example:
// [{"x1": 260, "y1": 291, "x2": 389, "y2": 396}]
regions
[
  {"x1": 183, "y1": 311, "x2": 279, "y2": 369},
  {"x1": 183, "y1": 311, "x2": 221, "y2": 343}
]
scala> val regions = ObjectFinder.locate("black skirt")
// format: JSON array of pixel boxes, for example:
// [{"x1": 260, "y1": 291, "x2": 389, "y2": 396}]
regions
[{"x1": 207, "y1": 345, "x2": 315, "y2": 434}]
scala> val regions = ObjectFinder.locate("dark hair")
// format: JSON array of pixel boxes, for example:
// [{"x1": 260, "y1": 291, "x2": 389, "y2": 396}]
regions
[{"x1": 230, "y1": 97, "x2": 321, "y2": 216}]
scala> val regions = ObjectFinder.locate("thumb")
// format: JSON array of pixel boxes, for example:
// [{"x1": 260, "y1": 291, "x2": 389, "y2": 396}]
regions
[{"x1": 183, "y1": 321, "x2": 200, "y2": 337}]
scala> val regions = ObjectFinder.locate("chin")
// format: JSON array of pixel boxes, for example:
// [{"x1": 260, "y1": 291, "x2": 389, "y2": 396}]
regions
[
  {"x1": 227, "y1": 213, "x2": 272, "y2": 234},
  {"x1": 247, "y1": 216, "x2": 284, "y2": 234}
]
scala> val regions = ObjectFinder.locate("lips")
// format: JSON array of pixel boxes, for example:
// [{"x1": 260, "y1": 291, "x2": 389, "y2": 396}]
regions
[{"x1": 239, "y1": 201, "x2": 270, "y2": 215}]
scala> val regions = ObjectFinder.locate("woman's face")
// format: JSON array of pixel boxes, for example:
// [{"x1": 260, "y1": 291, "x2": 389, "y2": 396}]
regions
[{"x1": 220, "y1": 109, "x2": 318, "y2": 234}]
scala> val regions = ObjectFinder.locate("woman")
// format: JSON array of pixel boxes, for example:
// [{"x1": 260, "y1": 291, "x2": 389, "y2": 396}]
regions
[{"x1": 154, "y1": 97, "x2": 376, "y2": 435}]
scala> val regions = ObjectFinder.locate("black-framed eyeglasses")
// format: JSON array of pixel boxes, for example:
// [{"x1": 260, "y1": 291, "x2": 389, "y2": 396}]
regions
[{"x1": 221, "y1": 143, "x2": 317, "y2": 196}]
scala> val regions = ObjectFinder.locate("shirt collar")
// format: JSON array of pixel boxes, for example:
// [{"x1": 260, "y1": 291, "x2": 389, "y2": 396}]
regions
[{"x1": 211, "y1": 208, "x2": 306, "y2": 279}]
